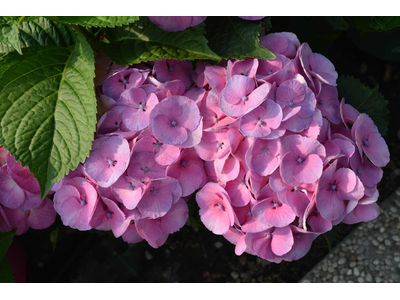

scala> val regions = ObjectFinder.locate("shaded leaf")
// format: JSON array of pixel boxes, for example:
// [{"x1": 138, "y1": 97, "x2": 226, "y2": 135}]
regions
[
  {"x1": 0, "y1": 258, "x2": 14, "y2": 283},
  {"x1": 345, "y1": 16, "x2": 400, "y2": 33},
  {"x1": 100, "y1": 17, "x2": 221, "y2": 65},
  {"x1": 54, "y1": 16, "x2": 139, "y2": 27},
  {"x1": 0, "y1": 17, "x2": 75, "y2": 54},
  {"x1": 325, "y1": 16, "x2": 349, "y2": 31},
  {"x1": 0, "y1": 230, "x2": 15, "y2": 259},
  {"x1": 0, "y1": 33, "x2": 97, "y2": 199},
  {"x1": 206, "y1": 16, "x2": 275, "y2": 60},
  {"x1": 337, "y1": 75, "x2": 389, "y2": 136},
  {"x1": 0, "y1": 17, "x2": 22, "y2": 54}
]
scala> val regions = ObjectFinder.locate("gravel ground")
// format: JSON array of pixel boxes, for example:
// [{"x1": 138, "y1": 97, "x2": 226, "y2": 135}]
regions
[{"x1": 301, "y1": 187, "x2": 400, "y2": 283}]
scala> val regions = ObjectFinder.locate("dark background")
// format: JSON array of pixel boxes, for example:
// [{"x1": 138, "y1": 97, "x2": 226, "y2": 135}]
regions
[{"x1": 12, "y1": 17, "x2": 400, "y2": 283}]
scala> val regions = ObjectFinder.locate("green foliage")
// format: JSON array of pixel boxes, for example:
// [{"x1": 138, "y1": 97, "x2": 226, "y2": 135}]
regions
[
  {"x1": 0, "y1": 258, "x2": 14, "y2": 283},
  {"x1": 325, "y1": 17, "x2": 349, "y2": 31},
  {"x1": 337, "y1": 75, "x2": 389, "y2": 136},
  {"x1": 0, "y1": 17, "x2": 75, "y2": 54},
  {"x1": 0, "y1": 230, "x2": 15, "y2": 259},
  {"x1": 0, "y1": 33, "x2": 97, "y2": 199},
  {"x1": 54, "y1": 16, "x2": 139, "y2": 27},
  {"x1": 0, "y1": 17, "x2": 22, "y2": 54},
  {"x1": 50, "y1": 227, "x2": 59, "y2": 251},
  {"x1": 0, "y1": 230, "x2": 15, "y2": 283},
  {"x1": 206, "y1": 17, "x2": 275, "y2": 60},
  {"x1": 100, "y1": 17, "x2": 220, "y2": 65},
  {"x1": 345, "y1": 16, "x2": 400, "y2": 33}
]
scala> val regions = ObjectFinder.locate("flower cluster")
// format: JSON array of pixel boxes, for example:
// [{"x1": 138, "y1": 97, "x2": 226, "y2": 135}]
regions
[
  {"x1": 0, "y1": 146, "x2": 56, "y2": 235},
  {"x1": 0, "y1": 31, "x2": 390, "y2": 262},
  {"x1": 195, "y1": 33, "x2": 390, "y2": 262}
]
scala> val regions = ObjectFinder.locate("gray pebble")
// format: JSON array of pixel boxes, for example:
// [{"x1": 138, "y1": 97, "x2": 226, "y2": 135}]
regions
[
  {"x1": 231, "y1": 271, "x2": 239, "y2": 280},
  {"x1": 393, "y1": 235, "x2": 400, "y2": 242},
  {"x1": 394, "y1": 257, "x2": 400, "y2": 263},
  {"x1": 380, "y1": 227, "x2": 386, "y2": 233},
  {"x1": 373, "y1": 259, "x2": 380, "y2": 265},
  {"x1": 372, "y1": 240, "x2": 379, "y2": 246},
  {"x1": 303, "y1": 279, "x2": 311, "y2": 283},
  {"x1": 353, "y1": 267, "x2": 360, "y2": 276},
  {"x1": 333, "y1": 275, "x2": 339, "y2": 282},
  {"x1": 390, "y1": 207, "x2": 398, "y2": 213},
  {"x1": 385, "y1": 240, "x2": 392, "y2": 246},
  {"x1": 145, "y1": 250, "x2": 153, "y2": 261},
  {"x1": 338, "y1": 258, "x2": 346, "y2": 265},
  {"x1": 376, "y1": 277, "x2": 382, "y2": 283},
  {"x1": 377, "y1": 236, "x2": 384, "y2": 242},
  {"x1": 214, "y1": 241, "x2": 223, "y2": 249},
  {"x1": 346, "y1": 269, "x2": 352, "y2": 276},
  {"x1": 350, "y1": 261, "x2": 357, "y2": 268},
  {"x1": 366, "y1": 274, "x2": 373, "y2": 282},
  {"x1": 358, "y1": 277, "x2": 364, "y2": 283}
]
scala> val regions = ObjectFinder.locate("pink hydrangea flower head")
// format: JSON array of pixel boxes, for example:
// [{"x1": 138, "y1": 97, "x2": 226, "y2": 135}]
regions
[
  {"x1": 102, "y1": 68, "x2": 149, "y2": 100},
  {"x1": 252, "y1": 184, "x2": 296, "y2": 227},
  {"x1": 296, "y1": 43, "x2": 338, "y2": 94},
  {"x1": 276, "y1": 74, "x2": 316, "y2": 132},
  {"x1": 280, "y1": 135, "x2": 326, "y2": 185},
  {"x1": 118, "y1": 87, "x2": 159, "y2": 131},
  {"x1": 167, "y1": 148, "x2": 206, "y2": 197},
  {"x1": 245, "y1": 226, "x2": 294, "y2": 262},
  {"x1": 96, "y1": 106, "x2": 138, "y2": 139},
  {"x1": 219, "y1": 75, "x2": 271, "y2": 117},
  {"x1": 53, "y1": 177, "x2": 98, "y2": 231},
  {"x1": 153, "y1": 59, "x2": 193, "y2": 90},
  {"x1": 148, "y1": 16, "x2": 206, "y2": 32},
  {"x1": 239, "y1": 99, "x2": 282, "y2": 138},
  {"x1": 90, "y1": 197, "x2": 129, "y2": 238},
  {"x1": 111, "y1": 175, "x2": 145, "y2": 210},
  {"x1": 127, "y1": 151, "x2": 166, "y2": 182},
  {"x1": 226, "y1": 58, "x2": 259, "y2": 80},
  {"x1": 194, "y1": 128, "x2": 230, "y2": 161},
  {"x1": 137, "y1": 178, "x2": 180, "y2": 219},
  {"x1": 225, "y1": 167, "x2": 253, "y2": 207},
  {"x1": 257, "y1": 55, "x2": 296, "y2": 85},
  {"x1": 150, "y1": 96, "x2": 202, "y2": 145},
  {"x1": 350, "y1": 150, "x2": 383, "y2": 188},
  {"x1": 316, "y1": 84, "x2": 340, "y2": 124},
  {"x1": 196, "y1": 183, "x2": 236, "y2": 235},
  {"x1": 352, "y1": 113, "x2": 390, "y2": 168},
  {"x1": 316, "y1": 161, "x2": 365, "y2": 221},
  {"x1": 245, "y1": 138, "x2": 281, "y2": 176},
  {"x1": 84, "y1": 136, "x2": 131, "y2": 188},
  {"x1": 260, "y1": 32, "x2": 300, "y2": 59}
]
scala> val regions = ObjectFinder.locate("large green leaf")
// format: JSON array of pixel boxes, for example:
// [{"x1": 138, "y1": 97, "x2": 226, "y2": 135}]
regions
[
  {"x1": 345, "y1": 16, "x2": 400, "y2": 33},
  {"x1": 205, "y1": 17, "x2": 276, "y2": 60},
  {"x1": 0, "y1": 33, "x2": 97, "y2": 199},
  {"x1": 100, "y1": 17, "x2": 220, "y2": 65},
  {"x1": 0, "y1": 17, "x2": 75, "y2": 54},
  {"x1": 0, "y1": 17, "x2": 22, "y2": 54},
  {"x1": 0, "y1": 258, "x2": 14, "y2": 283},
  {"x1": 337, "y1": 75, "x2": 389, "y2": 136},
  {"x1": 325, "y1": 17, "x2": 349, "y2": 31},
  {"x1": 0, "y1": 230, "x2": 15, "y2": 260},
  {"x1": 54, "y1": 16, "x2": 139, "y2": 27}
]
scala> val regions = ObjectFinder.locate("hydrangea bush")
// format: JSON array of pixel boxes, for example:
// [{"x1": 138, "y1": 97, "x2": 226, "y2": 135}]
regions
[{"x1": 0, "y1": 16, "x2": 391, "y2": 265}]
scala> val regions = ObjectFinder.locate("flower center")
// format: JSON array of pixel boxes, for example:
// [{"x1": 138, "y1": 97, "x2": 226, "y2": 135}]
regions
[
  {"x1": 318, "y1": 100, "x2": 324, "y2": 105},
  {"x1": 139, "y1": 103, "x2": 144, "y2": 110},
  {"x1": 122, "y1": 79, "x2": 128, "y2": 84},
  {"x1": 152, "y1": 189, "x2": 158, "y2": 194},
  {"x1": 155, "y1": 142, "x2": 161, "y2": 148},
  {"x1": 242, "y1": 96, "x2": 248, "y2": 101},
  {"x1": 213, "y1": 117, "x2": 218, "y2": 123},
  {"x1": 143, "y1": 167, "x2": 149, "y2": 173},
  {"x1": 311, "y1": 70, "x2": 316, "y2": 73},
  {"x1": 331, "y1": 184, "x2": 337, "y2": 191},
  {"x1": 181, "y1": 160, "x2": 186, "y2": 166},
  {"x1": 267, "y1": 233, "x2": 272, "y2": 238},
  {"x1": 296, "y1": 234, "x2": 301, "y2": 239},
  {"x1": 363, "y1": 140, "x2": 369, "y2": 146},
  {"x1": 268, "y1": 71, "x2": 272, "y2": 75},
  {"x1": 357, "y1": 169, "x2": 362, "y2": 174},
  {"x1": 218, "y1": 204, "x2": 224, "y2": 210},
  {"x1": 273, "y1": 202, "x2": 279, "y2": 208},
  {"x1": 106, "y1": 211, "x2": 112, "y2": 217},
  {"x1": 80, "y1": 200, "x2": 86, "y2": 205},
  {"x1": 216, "y1": 143, "x2": 221, "y2": 148},
  {"x1": 106, "y1": 66, "x2": 111, "y2": 71},
  {"x1": 169, "y1": 67, "x2": 173, "y2": 72},
  {"x1": 115, "y1": 122, "x2": 121, "y2": 129},
  {"x1": 289, "y1": 101, "x2": 294, "y2": 107},
  {"x1": 257, "y1": 120, "x2": 263, "y2": 125},
  {"x1": 261, "y1": 147, "x2": 267, "y2": 153},
  {"x1": 108, "y1": 159, "x2": 117, "y2": 166},
  {"x1": 171, "y1": 120, "x2": 177, "y2": 127},
  {"x1": 247, "y1": 210, "x2": 252, "y2": 216},
  {"x1": 297, "y1": 157, "x2": 303, "y2": 163}
]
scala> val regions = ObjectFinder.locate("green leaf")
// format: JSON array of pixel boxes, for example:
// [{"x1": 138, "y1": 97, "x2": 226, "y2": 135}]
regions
[
  {"x1": 0, "y1": 33, "x2": 97, "y2": 199},
  {"x1": 0, "y1": 17, "x2": 75, "y2": 55},
  {"x1": 0, "y1": 17, "x2": 22, "y2": 54},
  {"x1": 50, "y1": 227, "x2": 59, "y2": 251},
  {"x1": 205, "y1": 16, "x2": 276, "y2": 60},
  {"x1": 337, "y1": 75, "x2": 389, "y2": 136},
  {"x1": 54, "y1": 16, "x2": 139, "y2": 27},
  {"x1": 0, "y1": 230, "x2": 15, "y2": 260},
  {"x1": 0, "y1": 258, "x2": 14, "y2": 283},
  {"x1": 100, "y1": 17, "x2": 220, "y2": 65},
  {"x1": 345, "y1": 16, "x2": 400, "y2": 33},
  {"x1": 325, "y1": 16, "x2": 349, "y2": 31}
]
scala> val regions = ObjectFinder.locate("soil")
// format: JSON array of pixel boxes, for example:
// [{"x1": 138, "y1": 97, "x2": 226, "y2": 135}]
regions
[{"x1": 13, "y1": 22, "x2": 400, "y2": 283}]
